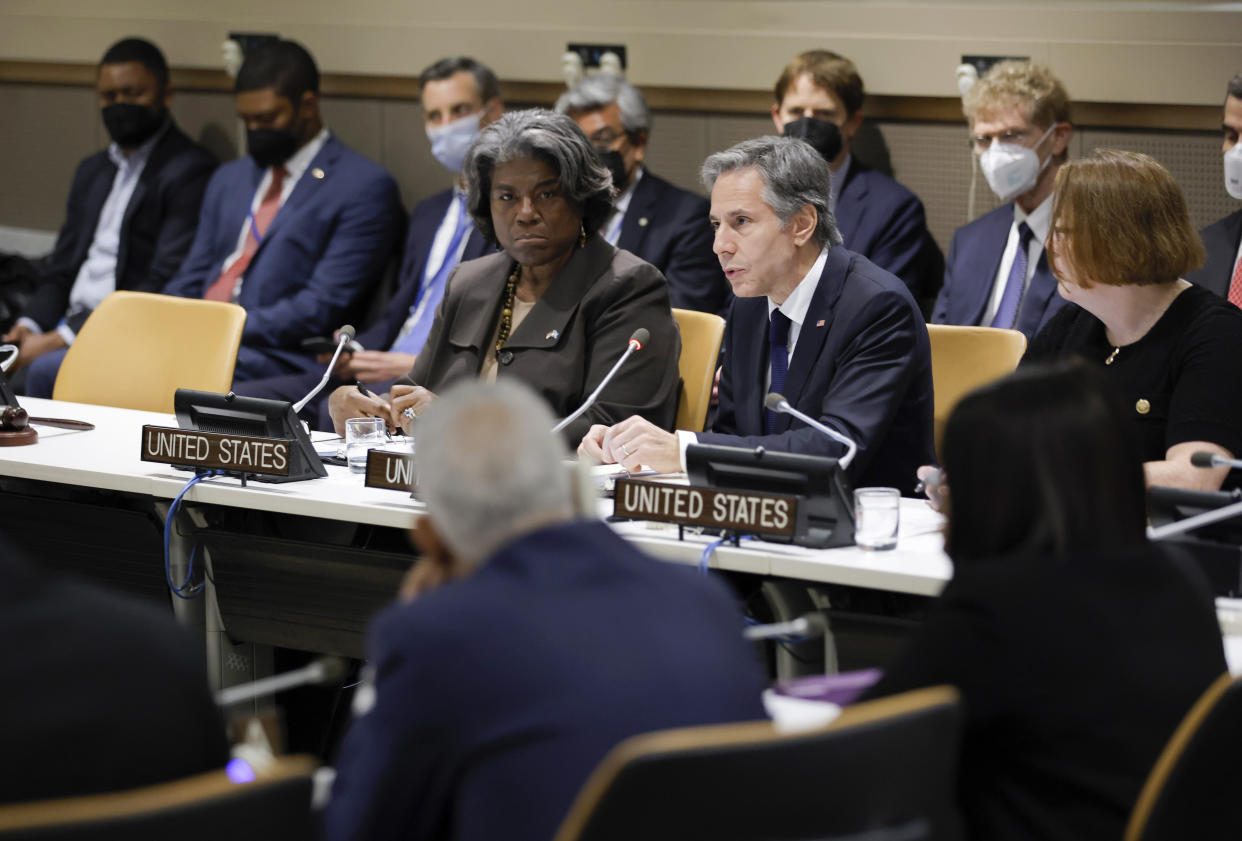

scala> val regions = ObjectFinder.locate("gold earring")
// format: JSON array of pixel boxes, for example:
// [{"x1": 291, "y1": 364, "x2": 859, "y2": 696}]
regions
[{"x1": 578, "y1": 224, "x2": 587, "y2": 247}]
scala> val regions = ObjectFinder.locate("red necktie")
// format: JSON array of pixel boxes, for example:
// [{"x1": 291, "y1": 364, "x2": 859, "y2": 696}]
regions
[
  {"x1": 1227, "y1": 255, "x2": 1242, "y2": 310},
  {"x1": 205, "y1": 166, "x2": 287, "y2": 302}
]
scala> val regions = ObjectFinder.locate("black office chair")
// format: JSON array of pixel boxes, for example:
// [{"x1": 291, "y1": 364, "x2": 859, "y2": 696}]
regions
[
  {"x1": 0, "y1": 755, "x2": 317, "y2": 841},
  {"x1": 553, "y1": 686, "x2": 964, "y2": 841},
  {"x1": 1124, "y1": 672, "x2": 1242, "y2": 841}
]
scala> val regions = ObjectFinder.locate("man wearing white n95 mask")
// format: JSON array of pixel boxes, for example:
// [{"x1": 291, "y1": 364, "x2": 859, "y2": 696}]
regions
[
  {"x1": 1187, "y1": 72, "x2": 1242, "y2": 302},
  {"x1": 932, "y1": 60, "x2": 1073, "y2": 340}
]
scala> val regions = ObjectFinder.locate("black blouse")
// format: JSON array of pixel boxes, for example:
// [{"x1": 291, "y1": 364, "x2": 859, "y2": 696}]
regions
[{"x1": 1024, "y1": 283, "x2": 1242, "y2": 461}]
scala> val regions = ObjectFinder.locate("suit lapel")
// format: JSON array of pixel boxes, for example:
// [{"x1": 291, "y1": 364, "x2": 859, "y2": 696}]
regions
[
  {"x1": 505, "y1": 236, "x2": 614, "y2": 350},
  {"x1": 963, "y1": 205, "x2": 1014, "y2": 325},
  {"x1": 254, "y1": 136, "x2": 340, "y2": 253},
  {"x1": 616, "y1": 172, "x2": 657, "y2": 254},
  {"x1": 78, "y1": 161, "x2": 117, "y2": 264},
  {"x1": 402, "y1": 189, "x2": 455, "y2": 292},
  {"x1": 726, "y1": 298, "x2": 769, "y2": 433},
  {"x1": 1015, "y1": 253, "x2": 1057, "y2": 336},
  {"x1": 781, "y1": 248, "x2": 845, "y2": 414},
  {"x1": 445, "y1": 254, "x2": 510, "y2": 352},
  {"x1": 833, "y1": 164, "x2": 867, "y2": 245}
]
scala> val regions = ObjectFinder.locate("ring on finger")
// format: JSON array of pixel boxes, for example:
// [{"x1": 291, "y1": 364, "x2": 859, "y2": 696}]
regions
[{"x1": 620, "y1": 443, "x2": 631, "y2": 458}]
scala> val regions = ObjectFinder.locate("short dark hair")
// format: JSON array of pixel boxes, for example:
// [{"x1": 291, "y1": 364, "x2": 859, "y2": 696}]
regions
[
  {"x1": 99, "y1": 37, "x2": 168, "y2": 88},
  {"x1": 1228, "y1": 72, "x2": 1242, "y2": 102},
  {"x1": 773, "y1": 50, "x2": 864, "y2": 117},
  {"x1": 234, "y1": 39, "x2": 319, "y2": 102},
  {"x1": 943, "y1": 361, "x2": 1148, "y2": 566},
  {"x1": 419, "y1": 56, "x2": 500, "y2": 103}
]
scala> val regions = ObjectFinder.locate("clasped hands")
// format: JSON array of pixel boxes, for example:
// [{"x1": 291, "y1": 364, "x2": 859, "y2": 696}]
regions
[{"x1": 578, "y1": 416, "x2": 683, "y2": 475}]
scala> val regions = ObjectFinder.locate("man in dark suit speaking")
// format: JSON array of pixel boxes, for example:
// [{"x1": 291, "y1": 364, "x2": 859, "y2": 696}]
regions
[
  {"x1": 163, "y1": 39, "x2": 404, "y2": 382},
  {"x1": 324, "y1": 379, "x2": 765, "y2": 841},
  {"x1": 580, "y1": 136, "x2": 934, "y2": 493},
  {"x1": 8, "y1": 37, "x2": 216, "y2": 396},
  {"x1": 555, "y1": 74, "x2": 729, "y2": 314}
]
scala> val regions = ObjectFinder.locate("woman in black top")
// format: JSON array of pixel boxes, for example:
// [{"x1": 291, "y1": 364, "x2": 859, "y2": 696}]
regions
[
  {"x1": 1024, "y1": 148, "x2": 1242, "y2": 490},
  {"x1": 863, "y1": 363, "x2": 1226, "y2": 841}
]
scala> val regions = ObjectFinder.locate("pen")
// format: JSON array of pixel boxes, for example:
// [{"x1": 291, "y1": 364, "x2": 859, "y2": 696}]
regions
[{"x1": 355, "y1": 380, "x2": 403, "y2": 437}]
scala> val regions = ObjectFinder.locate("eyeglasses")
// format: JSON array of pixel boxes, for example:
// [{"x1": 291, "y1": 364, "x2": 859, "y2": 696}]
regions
[{"x1": 967, "y1": 128, "x2": 1034, "y2": 153}]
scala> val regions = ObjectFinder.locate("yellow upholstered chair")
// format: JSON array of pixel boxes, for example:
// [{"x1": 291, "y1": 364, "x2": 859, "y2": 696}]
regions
[
  {"x1": 927, "y1": 324, "x2": 1027, "y2": 460},
  {"x1": 52, "y1": 291, "x2": 246, "y2": 414},
  {"x1": 671, "y1": 308, "x2": 725, "y2": 432}
]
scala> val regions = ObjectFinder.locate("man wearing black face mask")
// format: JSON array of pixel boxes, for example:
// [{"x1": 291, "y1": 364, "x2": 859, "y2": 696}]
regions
[
  {"x1": 7, "y1": 38, "x2": 216, "y2": 396},
  {"x1": 555, "y1": 75, "x2": 728, "y2": 315},
  {"x1": 164, "y1": 39, "x2": 404, "y2": 383},
  {"x1": 772, "y1": 50, "x2": 942, "y2": 315}
]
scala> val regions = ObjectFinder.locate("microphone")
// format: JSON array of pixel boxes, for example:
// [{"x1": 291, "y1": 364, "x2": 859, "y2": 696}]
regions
[
  {"x1": 744, "y1": 612, "x2": 829, "y2": 641},
  {"x1": 292, "y1": 325, "x2": 355, "y2": 414},
  {"x1": 1191, "y1": 450, "x2": 1242, "y2": 470},
  {"x1": 0, "y1": 344, "x2": 17, "y2": 374},
  {"x1": 551, "y1": 328, "x2": 649, "y2": 434},
  {"x1": 764, "y1": 392, "x2": 857, "y2": 469},
  {"x1": 215, "y1": 655, "x2": 350, "y2": 707}
]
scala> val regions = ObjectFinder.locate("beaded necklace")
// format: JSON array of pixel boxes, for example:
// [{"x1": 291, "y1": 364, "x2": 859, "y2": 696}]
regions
[{"x1": 495, "y1": 263, "x2": 521, "y2": 359}]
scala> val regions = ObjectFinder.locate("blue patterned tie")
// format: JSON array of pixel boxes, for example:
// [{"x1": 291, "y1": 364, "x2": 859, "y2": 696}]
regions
[
  {"x1": 392, "y1": 200, "x2": 472, "y2": 355},
  {"x1": 765, "y1": 310, "x2": 792, "y2": 434},
  {"x1": 990, "y1": 222, "x2": 1033, "y2": 329}
]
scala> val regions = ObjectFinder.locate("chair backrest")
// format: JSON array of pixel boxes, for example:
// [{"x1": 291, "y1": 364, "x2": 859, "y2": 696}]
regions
[
  {"x1": 53, "y1": 291, "x2": 246, "y2": 413},
  {"x1": 553, "y1": 686, "x2": 964, "y2": 841},
  {"x1": 926, "y1": 324, "x2": 1026, "y2": 459},
  {"x1": 0, "y1": 756, "x2": 316, "y2": 841},
  {"x1": 671, "y1": 308, "x2": 726, "y2": 432},
  {"x1": 1124, "y1": 672, "x2": 1242, "y2": 841}
]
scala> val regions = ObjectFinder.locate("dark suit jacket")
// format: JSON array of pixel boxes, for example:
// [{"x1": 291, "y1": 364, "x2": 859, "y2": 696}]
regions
[
  {"x1": 164, "y1": 134, "x2": 405, "y2": 380},
  {"x1": 1187, "y1": 208, "x2": 1242, "y2": 296},
  {"x1": 701, "y1": 246, "x2": 935, "y2": 493},
  {"x1": 835, "y1": 161, "x2": 942, "y2": 309},
  {"x1": 323, "y1": 519, "x2": 768, "y2": 841},
  {"x1": 356, "y1": 188, "x2": 494, "y2": 352},
  {"x1": 617, "y1": 170, "x2": 730, "y2": 315},
  {"x1": 862, "y1": 546, "x2": 1226, "y2": 841},
  {"x1": 0, "y1": 544, "x2": 229, "y2": 804},
  {"x1": 933, "y1": 202, "x2": 1066, "y2": 340},
  {"x1": 23, "y1": 122, "x2": 216, "y2": 333},
  {"x1": 400, "y1": 235, "x2": 681, "y2": 444}
]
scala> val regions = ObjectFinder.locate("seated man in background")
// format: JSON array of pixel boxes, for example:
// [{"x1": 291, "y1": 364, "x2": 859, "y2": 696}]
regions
[
  {"x1": 581, "y1": 136, "x2": 935, "y2": 494},
  {"x1": 556, "y1": 74, "x2": 730, "y2": 314},
  {"x1": 233, "y1": 56, "x2": 500, "y2": 428},
  {"x1": 932, "y1": 60, "x2": 1071, "y2": 339},
  {"x1": 163, "y1": 39, "x2": 404, "y2": 382},
  {"x1": 7, "y1": 37, "x2": 216, "y2": 397},
  {"x1": 771, "y1": 49, "x2": 941, "y2": 310},
  {"x1": 1188, "y1": 71, "x2": 1242, "y2": 300},
  {"x1": 0, "y1": 537, "x2": 229, "y2": 803},
  {"x1": 324, "y1": 380, "x2": 766, "y2": 841}
]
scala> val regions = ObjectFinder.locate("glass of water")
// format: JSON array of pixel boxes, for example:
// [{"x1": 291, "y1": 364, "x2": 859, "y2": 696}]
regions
[
  {"x1": 854, "y1": 487, "x2": 900, "y2": 550},
  {"x1": 345, "y1": 417, "x2": 386, "y2": 473}
]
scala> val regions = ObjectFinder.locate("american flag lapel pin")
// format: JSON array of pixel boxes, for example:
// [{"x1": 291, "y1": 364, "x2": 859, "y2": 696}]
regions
[
  {"x1": 546, "y1": 329, "x2": 560, "y2": 340},
  {"x1": 816, "y1": 319, "x2": 826, "y2": 327}
]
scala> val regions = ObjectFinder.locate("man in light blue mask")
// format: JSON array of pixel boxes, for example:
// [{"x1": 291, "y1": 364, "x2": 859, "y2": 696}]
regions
[
  {"x1": 932, "y1": 60, "x2": 1073, "y2": 340},
  {"x1": 1187, "y1": 72, "x2": 1242, "y2": 303},
  {"x1": 230, "y1": 57, "x2": 503, "y2": 430}
]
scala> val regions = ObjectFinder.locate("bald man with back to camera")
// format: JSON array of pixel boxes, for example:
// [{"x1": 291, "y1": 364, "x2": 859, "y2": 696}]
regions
[{"x1": 324, "y1": 379, "x2": 765, "y2": 841}]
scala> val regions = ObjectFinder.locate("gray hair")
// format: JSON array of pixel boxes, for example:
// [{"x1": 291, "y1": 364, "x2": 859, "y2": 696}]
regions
[
  {"x1": 700, "y1": 136, "x2": 842, "y2": 250},
  {"x1": 1228, "y1": 72, "x2": 1242, "y2": 102},
  {"x1": 554, "y1": 74, "x2": 651, "y2": 136},
  {"x1": 415, "y1": 379, "x2": 574, "y2": 566},
  {"x1": 463, "y1": 108, "x2": 615, "y2": 242}
]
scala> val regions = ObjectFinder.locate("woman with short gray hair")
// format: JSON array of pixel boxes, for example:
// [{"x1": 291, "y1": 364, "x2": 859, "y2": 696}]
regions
[{"x1": 328, "y1": 109, "x2": 681, "y2": 444}]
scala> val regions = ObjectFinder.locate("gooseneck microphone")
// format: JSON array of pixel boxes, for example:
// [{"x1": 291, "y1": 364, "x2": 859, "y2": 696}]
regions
[
  {"x1": 551, "y1": 328, "x2": 649, "y2": 434},
  {"x1": 743, "y1": 612, "x2": 829, "y2": 641},
  {"x1": 764, "y1": 392, "x2": 857, "y2": 469},
  {"x1": 292, "y1": 325, "x2": 356, "y2": 413},
  {"x1": 1191, "y1": 451, "x2": 1242, "y2": 470},
  {"x1": 215, "y1": 655, "x2": 350, "y2": 707},
  {"x1": 0, "y1": 344, "x2": 17, "y2": 374}
]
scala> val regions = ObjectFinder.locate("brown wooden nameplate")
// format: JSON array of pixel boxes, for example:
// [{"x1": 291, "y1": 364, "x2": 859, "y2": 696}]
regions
[
  {"x1": 614, "y1": 478, "x2": 798, "y2": 537},
  {"x1": 364, "y1": 449, "x2": 416, "y2": 492},
  {"x1": 140, "y1": 425, "x2": 291, "y2": 476}
]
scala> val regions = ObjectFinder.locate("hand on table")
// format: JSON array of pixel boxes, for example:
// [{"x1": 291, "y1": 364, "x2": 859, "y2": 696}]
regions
[
  {"x1": 328, "y1": 385, "x2": 391, "y2": 437},
  {"x1": 389, "y1": 384, "x2": 437, "y2": 435},
  {"x1": 917, "y1": 465, "x2": 948, "y2": 512},
  {"x1": 578, "y1": 415, "x2": 681, "y2": 474}
]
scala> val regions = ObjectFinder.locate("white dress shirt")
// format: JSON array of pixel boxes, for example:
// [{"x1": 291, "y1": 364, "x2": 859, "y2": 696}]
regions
[
  {"x1": 602, "y1": 167, "x2": 643, "y2": 245},
  {"x1": 386, "y1": 189, "x2": 473, "y2": 350},
  {"x1": 982, "y1": 193, "x2": 1053, "y2": 325}
]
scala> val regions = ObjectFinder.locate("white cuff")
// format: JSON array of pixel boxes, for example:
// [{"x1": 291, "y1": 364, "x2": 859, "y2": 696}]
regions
[
  {"x1": 676, "y1": 429, "x2": 698, "y2": 473},
  {"x1": 56, "y1": 323, "x2": 76, "y2": 345},
  {"x1": 14, "y1": 317, "x2": 42, "y2": 334}
]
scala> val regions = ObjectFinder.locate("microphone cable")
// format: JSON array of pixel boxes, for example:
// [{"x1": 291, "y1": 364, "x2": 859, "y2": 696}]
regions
[{"x1": 163, "y1": 470, "x2": 223, "y2": 599}]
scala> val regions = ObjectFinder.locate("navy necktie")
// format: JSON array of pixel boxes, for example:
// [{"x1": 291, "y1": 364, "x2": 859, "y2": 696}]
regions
[
  {"x1": 765, "y1": 310, "x2": 792, "y2": 435},
  {"x1": 991, "y1": 222, "x2": 1034, "y2": 329}
]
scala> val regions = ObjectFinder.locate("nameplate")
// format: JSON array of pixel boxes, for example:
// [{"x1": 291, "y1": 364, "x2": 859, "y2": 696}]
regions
[
  {"x1": 140, "y1": 425, "x2": 291, "y2": 476},
  {"x1": 613, "y1": 479, "x2": 797, "y2": 536},
  {"x1": 365, "y1": 449, "x2": 416, "y2": 491}
]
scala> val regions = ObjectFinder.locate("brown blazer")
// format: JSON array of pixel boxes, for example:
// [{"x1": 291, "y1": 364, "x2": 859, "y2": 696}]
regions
[{"x1": 399, "y1": 234, "x2": 681, "y2": 444}]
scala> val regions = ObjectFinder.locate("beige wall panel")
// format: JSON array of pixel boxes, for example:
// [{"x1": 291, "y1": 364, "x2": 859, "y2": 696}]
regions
[
  {"x1": 170, "y1": 89, "x2": 239, "y2": 163},
  {"x1": 319, "y1": 97, "x2": 385, "y2": 167},
  {"x1": 642, "y1": 112, "x2": 712, "y2": 197},
  {"x1": 379, "y1": 99, "x2": 452, "y2": 209},
  {"x1": 0, "y1": 84, "x2": 98, "y2": 230}
]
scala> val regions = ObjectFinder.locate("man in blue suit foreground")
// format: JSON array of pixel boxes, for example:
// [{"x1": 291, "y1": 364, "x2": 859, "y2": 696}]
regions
[
  {"x1": 234, "y1": 56, "x2": 501, "y2": 428},
  {"x1": 580, "y1": 136, "x2": 935, "y2": 494},
  {"x1": 11, "y1": 38, "x2": 216, "y2": 396},
  {"x1": 932, "y1": 60, "x2": 1072, "y2": 340},
  {"x1": 771, "y1": 49, "x2": 941, "y2": 313},
  {"x1": 556, "y1": 74, "x2": 730, "y2": 315},
  {"x1": 324, "y1": 379, "x2": 766, "y2": 841},
  {"x1": 163, "y1": 39, "x2": 404, "y2": 382},
  {"x1": 1188, "y1": 71, "x2": 1242, "y2": 301}
]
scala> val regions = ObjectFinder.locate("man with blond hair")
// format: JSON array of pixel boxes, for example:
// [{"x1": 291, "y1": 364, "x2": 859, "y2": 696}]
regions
[{"x1": 932, "y1": 60, "x2": 1073, "y2": 338}]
